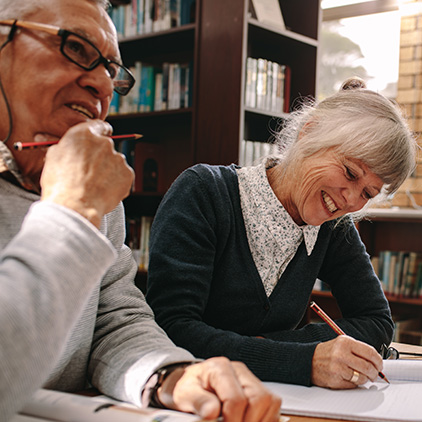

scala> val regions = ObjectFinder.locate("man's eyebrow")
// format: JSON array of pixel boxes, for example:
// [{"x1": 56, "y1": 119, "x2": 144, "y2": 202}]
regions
[{"x1": 70, "y1": 27, "x2": 122, "y2": 63}]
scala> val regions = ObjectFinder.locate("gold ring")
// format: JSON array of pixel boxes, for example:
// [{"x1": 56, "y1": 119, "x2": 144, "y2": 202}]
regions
[{"x1": 350, "y1": 370, "x2": 360, "y2": 384}]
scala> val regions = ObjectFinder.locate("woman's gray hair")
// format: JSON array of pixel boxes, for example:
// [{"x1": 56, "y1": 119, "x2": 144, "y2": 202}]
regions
[{"x1": 275, "y1": 77, "x2": 418, "y2": 218}]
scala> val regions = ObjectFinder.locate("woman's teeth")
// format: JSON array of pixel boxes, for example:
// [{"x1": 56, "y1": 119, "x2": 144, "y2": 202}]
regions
[{"x1": 322, "y1": 191, "x2": 338, "y2": 213}]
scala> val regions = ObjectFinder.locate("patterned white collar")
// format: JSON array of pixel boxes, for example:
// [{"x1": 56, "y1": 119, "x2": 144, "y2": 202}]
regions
[
  {"x1": 238, "y1": 159, "x2": 320, "y2": 255},
  {"x1": 237, "y1": 159, "x2": 320, "y2": 296}
]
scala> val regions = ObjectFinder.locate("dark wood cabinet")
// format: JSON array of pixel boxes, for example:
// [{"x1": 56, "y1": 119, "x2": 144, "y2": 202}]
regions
[
  {"x1": 108, "y1": 0, "x2": 320, "y2": 213},
  {"x1": 107, "y1": 0, "x2": 320, "y2": 289}
]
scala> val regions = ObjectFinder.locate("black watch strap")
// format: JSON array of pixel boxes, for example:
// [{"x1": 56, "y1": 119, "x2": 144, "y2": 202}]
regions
[{"x1": 141, "y1": 362, "x2": 193, "y2": 408}]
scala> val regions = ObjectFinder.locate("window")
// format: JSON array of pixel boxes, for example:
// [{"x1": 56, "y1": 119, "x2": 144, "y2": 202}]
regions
[{"x1": 318, "y1": 0, "x2": 400, "y2": 100}]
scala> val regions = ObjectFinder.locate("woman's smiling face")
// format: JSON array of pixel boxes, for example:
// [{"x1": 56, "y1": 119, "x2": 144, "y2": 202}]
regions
[{"x1": 277, "y1": 148, "x2": 384, "y2": 226}]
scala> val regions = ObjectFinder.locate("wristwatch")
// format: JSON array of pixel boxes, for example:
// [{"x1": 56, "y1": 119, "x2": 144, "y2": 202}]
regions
[{"x1": 141, "y1": 362, "x2": 194, "y2": 408}]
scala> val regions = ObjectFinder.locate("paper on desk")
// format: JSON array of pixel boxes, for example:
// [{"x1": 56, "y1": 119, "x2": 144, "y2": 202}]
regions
[
  {"x1": 265, "y1": 377, "x2": 422, "y2": 422},
  {"x1": 383, "y1": 359, "x2": 422, "y2": 382},
  {"x1": 17, "y1": 389, "x2": 210, "y2": 422},
  {"x1": 10, "y1": 416, "x2": 46, "y2": 422}
]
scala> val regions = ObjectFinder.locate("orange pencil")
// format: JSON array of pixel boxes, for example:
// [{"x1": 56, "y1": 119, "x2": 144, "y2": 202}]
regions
[
  {"x1": 13, "y1": 133, "x2": 143, "y2": 151},
  {"x1": 310, "y1": 301, "x2": 390, "y2": 384}
]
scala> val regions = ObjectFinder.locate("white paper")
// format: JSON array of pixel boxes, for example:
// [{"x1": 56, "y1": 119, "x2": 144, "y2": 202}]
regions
[
  {"x1": 265, "y1": 361, "x2": 422, "y2": 422},
  {"x1": 19, "y1": 389, "x2": 207, "y2": 422}
]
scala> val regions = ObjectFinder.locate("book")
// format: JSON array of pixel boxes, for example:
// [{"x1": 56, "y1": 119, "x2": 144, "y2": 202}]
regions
[
  {"x1": 180, "y1": 0, "x2": 195, "y2": 25},
  {"x1": 245, "y1": 57, "x2": 257, "y2": 108},
  {"x1": 282, "y1": 65, "x2": 291, "y2": 113},
  {"x1": 256, "y1": 58, "x2": 268, "y2": 110},
  {"x1": 275, "y1": 63, "x2": 285, "y2": 113},
  {"x1": 139, "y1": 215, "x2": 153, "y2": 271},
  {"x1": 404, "y1": 252, "x2": 422, "y2": 297},
  {"x1": 180, "y1": 63, "x2": 190, "y2": 108},
  {"x1": 139, "y1": 65, "x2": 155, "y2": 112},
  {"x1": 245, "y1": 57, "x2": 287, "y2": 114},
  {"x1": 154, "y1": 71, "x2": 164, "y2": 110},
  {"x1": 12, "y1": 388, "x2": 206, "y2": 422},
  {"x1": 264, "y1": 359, "x2": 422, "y2": 422}
]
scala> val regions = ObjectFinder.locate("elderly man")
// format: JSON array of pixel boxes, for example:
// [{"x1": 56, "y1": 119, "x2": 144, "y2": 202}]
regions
[{"x1": 0, "y1": 0, "x2": 281, "y2": 421}]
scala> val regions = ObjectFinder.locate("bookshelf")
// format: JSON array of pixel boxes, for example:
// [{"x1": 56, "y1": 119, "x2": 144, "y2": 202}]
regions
[
  {"x1": 106, "y1": 0, "x2": 320, "y2": 289},
  {"x1": 308, "y1": 208, "x2": 422, "y2": 345}
]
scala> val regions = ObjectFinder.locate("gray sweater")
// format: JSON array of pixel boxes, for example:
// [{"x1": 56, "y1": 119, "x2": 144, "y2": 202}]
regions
[{"x1": 0, "y1": 176, "x2": 194, "y2": 421}]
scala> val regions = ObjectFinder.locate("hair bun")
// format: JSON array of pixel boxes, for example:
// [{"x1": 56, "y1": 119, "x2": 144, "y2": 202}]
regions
[{"x1": 340, "y1": 77, "x2": 367, "y2": 91}]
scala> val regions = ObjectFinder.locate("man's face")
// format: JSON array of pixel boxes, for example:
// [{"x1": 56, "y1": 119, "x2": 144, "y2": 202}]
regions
[{"x1": 0, "y1": 0, "x2": 120, "y2": 181}]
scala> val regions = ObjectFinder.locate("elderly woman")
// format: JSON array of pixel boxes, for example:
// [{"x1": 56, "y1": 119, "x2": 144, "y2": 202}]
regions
[{"x1": 146, "y1": 78, "x2": 417, "y2": 389}]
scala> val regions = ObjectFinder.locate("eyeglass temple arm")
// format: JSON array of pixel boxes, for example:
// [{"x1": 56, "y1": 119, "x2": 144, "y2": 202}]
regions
[{"x1": 0, "y1": 20, "x2": 60, "y2": 36}]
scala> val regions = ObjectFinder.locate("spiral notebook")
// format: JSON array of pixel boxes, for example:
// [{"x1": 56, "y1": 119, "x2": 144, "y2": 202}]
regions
[{"x1": 265, "y1": 360, "x2": 422, "y2": 422}]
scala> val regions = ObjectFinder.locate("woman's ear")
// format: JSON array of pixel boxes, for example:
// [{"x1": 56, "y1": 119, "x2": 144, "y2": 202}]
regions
[{"x1": 298, "y1": 120, "x2": 315, "y2": 140}]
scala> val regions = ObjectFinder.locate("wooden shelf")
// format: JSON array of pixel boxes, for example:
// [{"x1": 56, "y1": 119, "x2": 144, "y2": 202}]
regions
[
  {"x1": 364, "y1": 207, "x2": 422, "y2": 222},
  {"x1": 118, "y1": 24, "x2": 196, "y2": 65},
  {"x1": 248, "y1": 18, "x2": 318, "y2": 47},
  {"x1": 308, "y1": 290, "x2": 422, "y2": 329},
  {"x1": 312, "y1": 289, "x2": 422, "y2": 307},
  {"x1": 358, "y1": 209, "x2": 422, "y2": 256},
  {"x1": 111, "y1": 0, "x2": 320, "y2": 292}
]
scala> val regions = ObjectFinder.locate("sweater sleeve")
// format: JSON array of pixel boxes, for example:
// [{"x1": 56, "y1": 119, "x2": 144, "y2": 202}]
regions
[
  {"x1": 0, "y1": 201, "x2": 116, "y2": 421},
  {"x1": 318, "y1": 219, "x2": 394, "y2": 347},
  {"x1": 262, "y1": 220, "x2": 394, "y2": 350},
  {"x1": 88, "y1": 202, "x2": 195, "y2": 407}
]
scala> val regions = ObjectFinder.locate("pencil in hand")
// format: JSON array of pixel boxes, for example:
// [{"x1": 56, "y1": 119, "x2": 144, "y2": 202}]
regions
[
  {"x1": 13, "y1": 133, "x2": 143, "y2": 151},
  {"x1": 309, "y1": 301, "x2": 390, "y2": 384}
]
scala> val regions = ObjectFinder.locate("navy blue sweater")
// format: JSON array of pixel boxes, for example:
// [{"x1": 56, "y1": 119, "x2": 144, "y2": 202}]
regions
[{"x1": 146, "y1": 164, "x2": 394, "y2": 385}]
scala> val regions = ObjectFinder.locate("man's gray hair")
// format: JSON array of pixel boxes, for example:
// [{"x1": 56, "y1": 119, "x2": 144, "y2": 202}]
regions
[
  {"x1": 0, "y1": 0, "x2": 112, "y2": 36},
  {"x1": 0, "y1": 0, "x2": 111, "y2": 22}
]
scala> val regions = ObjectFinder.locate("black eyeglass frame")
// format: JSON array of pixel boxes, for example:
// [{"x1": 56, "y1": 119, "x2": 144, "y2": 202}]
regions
[
  {"x1": 380, "y1": 343, "x2": 422, "y2": 360},
  {"x1": 0, "y1": 19, "x2": 135, "y2": 96}
]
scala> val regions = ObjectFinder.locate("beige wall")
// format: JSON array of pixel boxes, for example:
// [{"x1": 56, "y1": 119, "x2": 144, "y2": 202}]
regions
[{"x1": 393, "y1": 0, "x2": 422, "y2": 207}]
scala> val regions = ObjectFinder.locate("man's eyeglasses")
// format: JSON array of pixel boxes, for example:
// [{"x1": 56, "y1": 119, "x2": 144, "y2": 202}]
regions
[
  {"x1": 380, "y1": 343, "x2": 422, "y2": 360},
  {"x1": 0, "y1": 19, "x2": 135, "y2": 96}
]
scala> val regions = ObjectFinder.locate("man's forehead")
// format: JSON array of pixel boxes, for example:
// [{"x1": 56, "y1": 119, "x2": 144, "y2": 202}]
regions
[
  {"x1": 29, "y1": 0, "x2": 113, "y2": 32},
  {"x1": 29, "y1": 0, "x2": 119, "y2": 57}
]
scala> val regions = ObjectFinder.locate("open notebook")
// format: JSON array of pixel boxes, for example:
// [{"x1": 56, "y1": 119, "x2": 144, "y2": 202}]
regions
[
  {"x1": 265, "y1": 360, "x2": 422, "y2": 422},
  {"x1": 11, "y1": 389, "x2": 290, "y2": 422}
]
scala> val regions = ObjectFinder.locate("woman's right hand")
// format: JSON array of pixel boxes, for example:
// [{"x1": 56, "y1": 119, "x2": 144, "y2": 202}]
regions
[{"x1": 311, "y1": 335, "x2": 384, "y2": 389}]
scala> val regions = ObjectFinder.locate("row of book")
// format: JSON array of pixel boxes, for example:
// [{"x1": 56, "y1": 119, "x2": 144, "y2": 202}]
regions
[
  {"x1": 245, "y1": 57, "x2": 290, "y2": 114},
  {"x1": 110, "y1": 61, "x2": 192, "y2": 114},
  {"x1": 371, "y1": 251, "x2": 422, "y2": 298},
  {"x1": 110, "y1": 0, "x2": 196, "y2": 38},
  {"x1": 127, "y1": 216, "x2": 153, "y2": 271},
  {"x1": 239, "y1": 139, "x2": 279, "y2": 167}
]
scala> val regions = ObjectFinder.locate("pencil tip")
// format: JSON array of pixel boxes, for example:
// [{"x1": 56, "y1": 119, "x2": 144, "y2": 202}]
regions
[{"x1": 380, "y1": 372, "x2": 390, "y2": 383}]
